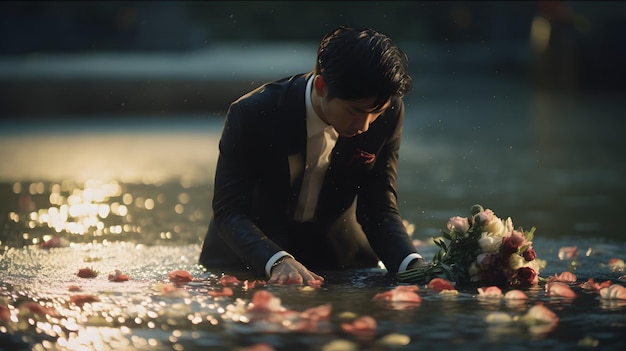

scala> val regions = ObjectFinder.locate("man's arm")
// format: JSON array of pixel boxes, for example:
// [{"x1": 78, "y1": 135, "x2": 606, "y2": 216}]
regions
[
  {"x1": 212, "y1": 101, "x2": 285, "y2": 276},
  {"x1": 356, "y1": 98, "x2": 422, "y2": 273}
]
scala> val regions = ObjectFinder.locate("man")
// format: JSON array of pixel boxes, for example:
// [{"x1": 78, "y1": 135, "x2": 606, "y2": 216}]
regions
[{"x1": 199, "y1": 25, "x2": 424, "y2": 285}]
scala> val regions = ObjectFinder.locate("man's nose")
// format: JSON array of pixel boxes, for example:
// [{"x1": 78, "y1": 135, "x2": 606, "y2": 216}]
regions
[{"x1": 356, "y1": 114, "x2": 376, "y2": 133}]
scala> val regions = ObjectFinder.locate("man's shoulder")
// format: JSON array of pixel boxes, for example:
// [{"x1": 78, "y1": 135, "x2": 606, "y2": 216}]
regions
[{"x1": 233, "y1": 73, "x2": 310, "y2": 108}]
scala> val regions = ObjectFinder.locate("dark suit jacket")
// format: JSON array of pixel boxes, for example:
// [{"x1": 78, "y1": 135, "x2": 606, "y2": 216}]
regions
[{"x1": 199, "y1": 72, "x2": 419, "y2": 277}]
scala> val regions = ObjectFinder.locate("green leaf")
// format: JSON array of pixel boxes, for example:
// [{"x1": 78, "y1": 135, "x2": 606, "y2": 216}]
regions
[
  {"x1": 433, "y1": 238, "x2": 444, "y2": 248},
  {"x1": 525, "y1": 226, "x2": 536, "y2": 242}
]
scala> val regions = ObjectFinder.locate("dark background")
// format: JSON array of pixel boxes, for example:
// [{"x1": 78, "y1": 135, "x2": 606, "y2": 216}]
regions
[{"x1": 0, "y1": 0, "x2": 624, "y2": 118}]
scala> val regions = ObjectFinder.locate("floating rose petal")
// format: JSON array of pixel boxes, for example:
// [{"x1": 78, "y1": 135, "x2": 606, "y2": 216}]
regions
[
  {"x1": 241, "y1": 290, "x2": 331, "y2": 333},
  {"x1": 599, "y1": 284, "x2": 626, "y2": 300},
  {"x1": 168, "y1": 270, "x2": 193, "y2": 284},
  {"x1": 161, "y1": 284, "x2": 190, "y2": 297},
  {"x1": 39, "y1": 236, "x2": 69, "y2": 249},
  {"x1": 558, "y1": 246, "x2": 578, "y2": 260},
  {"x1": 440, "y1": 289, "x2": 459, "y2": 297},
  {"x1": 378, "y1": 333, "x2": 411, "y2": 347},
  {"x1": 550, "y1": 271, "x2": 577, "y2": 283},
  {"x1": 520, "y1": 302, "x2": 559, "y2": 334},
  {"x1": 243, "y1": 280, "x2": 256, "y2": 290},
  {"x1": 608, "y1": 258, "x2": 626, "y2": 272},
  {"x1": 248, "y1": 290, "x2": 285, "y2": 313},
  {"x1": 220, "y1": 274, "x2": 241, "y2": 286},
  {"x1": 520, "y1": 303, "x2": 559, "y2": 325},
  {"x1": 545, "y1": 282, "x2": 577, "y2": 298},
  {"x1": 18, "y1": 301, "x2": 60, "y2": 317},
  {"x1": 0, "y1": 305, "x2": 10, "y2": 321},
  {"x1": 69, "y1": 294, "x2": 100, "y2": 307},
  {"x1": 427, "y1": 278, "x2": 456, "y2": 293},
  {"x1": 477, "y1": 286, "x2": 503, "y2": 298},
  {"x1": 285, "y1": 310, "x2": 330, "y2": 332},
  {"x1": 68, "y1": 285, "x2": 82, "y2": 292},
  {"x1": 372, "y1": 285, "x2": 421, "y2": 302},
  {"x1": 77, "y1": 267, "x2": 98, "y2": 278},
  {"x1": 485, "y1": 311, "x2": 514, "y2": 324},
  {"x1": 579, "y1": 278, "x2": 612, "y2": 292},
  {"x1": 209, "y1": 287, "x2": 234, "y2": 297},
  {"x1": 300, "y1": 303, "x2": 332, "y2": 320},
  {"x1": 504, "y1": 289, "x2": 528, "y2": 300},
  {"x1": 341, "y1": 315, "x2": 377, "y2": 335},
  {"x1": 108, "y1": 269, "x2": 130, "y2": 282}
]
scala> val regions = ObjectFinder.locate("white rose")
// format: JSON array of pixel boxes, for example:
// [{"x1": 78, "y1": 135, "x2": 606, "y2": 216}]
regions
[
  {"x1": 478, "y1": 232, "x2": 503, "y2": 253},
  {"x1": 504, "y1": 217, "x2": 514, "y2": 233}
]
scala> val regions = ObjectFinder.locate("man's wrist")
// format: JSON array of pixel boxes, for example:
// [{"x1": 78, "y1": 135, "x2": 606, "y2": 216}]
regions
[
  {"x1": 265, "y1": 251, "x2": 293, "y2": 277},
  {"x1": 271, "y1": 255, "x2": 289, "y2": 272},
  {"x1": 398, "y1": 253, "x2": 424, "y2": 273},
  {"x1": 407, "y1": 257, "x2": 426, "y2": 270}
]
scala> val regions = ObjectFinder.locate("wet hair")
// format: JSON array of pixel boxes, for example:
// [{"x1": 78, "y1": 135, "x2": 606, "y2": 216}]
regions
[{"x1": 314, "y1": 25, "x2": 412, "y2": 110}]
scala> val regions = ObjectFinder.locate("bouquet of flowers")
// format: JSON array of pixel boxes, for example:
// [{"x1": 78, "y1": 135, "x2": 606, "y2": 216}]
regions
[{"x1": 398, "y1": 204, "x2": 546, "y2": 287}]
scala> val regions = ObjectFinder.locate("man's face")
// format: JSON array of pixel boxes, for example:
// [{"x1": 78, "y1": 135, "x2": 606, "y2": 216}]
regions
[{"x1": 321, "y1": 96, "x2": 391, "y2": 138}]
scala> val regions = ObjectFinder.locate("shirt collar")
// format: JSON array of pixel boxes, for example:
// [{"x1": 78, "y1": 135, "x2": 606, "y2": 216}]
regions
[{"x1": 305, "y1": 75, "x2": 333, "y2": 138}]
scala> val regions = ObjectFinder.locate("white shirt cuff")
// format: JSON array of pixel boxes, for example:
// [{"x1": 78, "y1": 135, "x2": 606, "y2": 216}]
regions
[
  {"x1": 398, "y1": 253, "x2": 424, "y2": 273},
  {"x1": 265, "y1": 251, "x2": 294, "y2": 277}
]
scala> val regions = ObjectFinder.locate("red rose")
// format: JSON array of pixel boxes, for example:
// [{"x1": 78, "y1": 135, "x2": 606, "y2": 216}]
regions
[
  {"x1": 522, "y1": 247, "x2": 537, "y2": 261},
  {"x1": 501, "y1": 230, "x2": 526, "y2": 255},
  {"x1": 515, "y1": 266, "x2": 537, "y2": 286}
]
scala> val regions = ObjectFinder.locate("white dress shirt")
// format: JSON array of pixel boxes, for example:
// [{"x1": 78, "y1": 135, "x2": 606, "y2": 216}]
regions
[{"x1": 293, "y1": 76, "x2": 339, "y2": 223}]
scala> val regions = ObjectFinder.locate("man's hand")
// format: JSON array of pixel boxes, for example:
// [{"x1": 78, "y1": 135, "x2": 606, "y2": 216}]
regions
[{"x1": 268, "y1": 257, "x2": 324, "y2": 286}]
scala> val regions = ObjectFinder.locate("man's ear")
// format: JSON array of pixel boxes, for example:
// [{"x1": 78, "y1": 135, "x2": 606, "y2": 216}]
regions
[{"x1": 313, "y1": 75, "x2": 326, "y2": 95}]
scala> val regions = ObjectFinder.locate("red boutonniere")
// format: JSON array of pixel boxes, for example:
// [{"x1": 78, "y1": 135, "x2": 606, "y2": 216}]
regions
[{"x1": 348, "y1": 148, "x2": 376, "y2": 166}]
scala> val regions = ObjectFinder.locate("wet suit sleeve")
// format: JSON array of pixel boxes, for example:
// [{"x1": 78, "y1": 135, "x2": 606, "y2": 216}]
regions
[{"x1": 212, "y1": 101, "x2": 286, "y2": 276}]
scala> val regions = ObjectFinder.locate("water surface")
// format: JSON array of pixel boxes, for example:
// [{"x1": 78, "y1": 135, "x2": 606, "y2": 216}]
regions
[{"x1": 1, "y1": 85, "x2": 626, "y2": 350}]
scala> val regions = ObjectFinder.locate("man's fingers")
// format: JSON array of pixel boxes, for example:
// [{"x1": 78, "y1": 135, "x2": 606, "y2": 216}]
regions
[
  {"x1": 268, "y1": 273, "x2": 286, "y2": 285},
  {"x1": 286, "y1": 272, "x2": 303, "y2": 284},
  {"x1": 268, "y1": 259, "x2": 323, "y2": 286}
]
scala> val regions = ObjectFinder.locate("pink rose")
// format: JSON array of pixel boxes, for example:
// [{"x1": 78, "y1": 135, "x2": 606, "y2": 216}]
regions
[
  {"x1": 472, "y1": 209, "x2": 511, "y2": 236},
  {"x1": 472, "y1": 209, "x2": 495, "y2": 227},
  {"x1": 447, "y1": 216, "x2": 470, "y2": 233},
  {"x1": 522, "y1": 247, "x2": 537, "y2": 261},
  {"x1": 501, "y1": 230, "x2": 526, "y2": 255}
]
